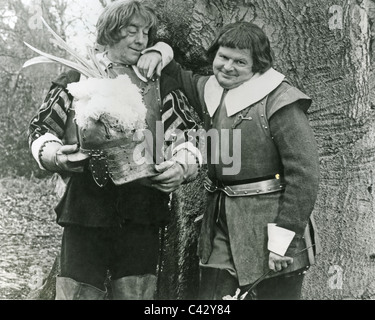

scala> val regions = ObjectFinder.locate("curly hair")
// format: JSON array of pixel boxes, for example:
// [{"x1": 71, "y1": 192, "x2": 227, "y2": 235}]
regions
[
  {"x1": 96, "y1": 0, "x2": 157, "y2": 47},
  {"x1": 206, "y1": 22, "x2": 273, "y2": 74}
]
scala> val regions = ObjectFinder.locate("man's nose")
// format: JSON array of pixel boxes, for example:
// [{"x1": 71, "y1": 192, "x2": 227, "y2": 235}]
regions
[
  {"x1": 223, "y1": 60, "x2": 234, "y2": 71},
  {"x1": 135, "y1": 31, "x2": 147, "y2": 44}
]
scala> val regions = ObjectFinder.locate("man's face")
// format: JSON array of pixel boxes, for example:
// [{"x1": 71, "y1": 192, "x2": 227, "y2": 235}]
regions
[
  {"x1": 213, "y1": 46, "x2": 254, "y2": 90},
  {"x1": 111, "y1": 15, "x2": 150, "y2": 65}
]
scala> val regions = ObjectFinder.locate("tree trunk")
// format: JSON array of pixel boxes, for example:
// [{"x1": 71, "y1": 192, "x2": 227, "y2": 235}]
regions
[
  {"x1": 153, "y1": 0, "x2": 375, "y2": 300},
  {"x1": 28, "y1": 0, "x2": 375, "y2": 300}
]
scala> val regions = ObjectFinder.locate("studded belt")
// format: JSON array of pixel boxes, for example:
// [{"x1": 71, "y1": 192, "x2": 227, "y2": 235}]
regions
[{"x1": 203, "y1": 176, "x2": 285, "y2": 197}]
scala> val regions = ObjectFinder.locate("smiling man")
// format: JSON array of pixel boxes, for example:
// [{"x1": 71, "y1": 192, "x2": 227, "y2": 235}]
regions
[
  {"x1": 142, "y1": 21, "x2": 321, "y2": 300},
  {"x1": 212, "y1": 46, "x2": 254, "y2": 90},
  {"x1": 28, "y1": 0, "x2": 200, "y2": 300},
  {"x1": 97, "y1": 5, "x2": 151, "y2": 65}
]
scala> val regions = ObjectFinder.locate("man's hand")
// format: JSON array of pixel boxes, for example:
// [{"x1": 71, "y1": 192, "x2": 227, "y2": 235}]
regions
[
  {"x1": 268, "y1": 252, "x2": 293, "y2": 272},
  {"x1": 149, "y1": 160, "x2": 185, "y2": 193},
  {"x1": 137, "y1": 51, "x2": 163, "y2": 79},
  {"x1": 55, "y1": 144, "x2": 87, "y2": 173}
]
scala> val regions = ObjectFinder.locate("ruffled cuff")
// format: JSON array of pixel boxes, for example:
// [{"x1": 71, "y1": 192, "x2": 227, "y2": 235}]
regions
[
  {"x1": 267, "y1": 223, "x2": 296, "y2": 256},
  {"x1": 31, "y1": 133, "x2": 62, "y2": 170},
  {"x1": 172, "y1": 142, "x2": 202, "y2": 183},
  {"x1": 173, "y1": 141, "x2": 203, "y2": 166}
]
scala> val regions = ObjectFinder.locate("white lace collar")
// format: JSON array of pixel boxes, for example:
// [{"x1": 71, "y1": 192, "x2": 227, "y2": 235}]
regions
[{"x1": 204, "y1": 68, "x2": 285, "y2": 117}]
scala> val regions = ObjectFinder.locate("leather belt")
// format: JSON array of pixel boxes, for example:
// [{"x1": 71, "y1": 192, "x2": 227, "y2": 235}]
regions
[{"x1": 203, "y1": 176, "x2": 285, "y2": 197}]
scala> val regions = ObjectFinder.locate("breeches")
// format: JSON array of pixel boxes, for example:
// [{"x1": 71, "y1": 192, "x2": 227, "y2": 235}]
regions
[{"x1": 60, "y1": 223, "x2": 160, "y2": 290}]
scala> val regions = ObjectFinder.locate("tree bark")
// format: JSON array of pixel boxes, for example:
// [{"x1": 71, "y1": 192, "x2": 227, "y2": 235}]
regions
[
  {"x1": 153, "y1": 0, "x2": 375, "y2": 300},
  {"x1": 28, "y1": 0, "x2": 375, "y2": 300}
]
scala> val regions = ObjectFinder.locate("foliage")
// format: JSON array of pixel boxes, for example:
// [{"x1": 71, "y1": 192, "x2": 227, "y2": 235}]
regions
[{"x1": 0, "y1": 0, "x2": 70, "y2": 178}]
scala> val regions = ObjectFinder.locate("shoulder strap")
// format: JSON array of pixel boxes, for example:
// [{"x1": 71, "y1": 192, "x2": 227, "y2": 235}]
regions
[{"x1": 266, "y1": 80, "x2": 312, "y2": 120}]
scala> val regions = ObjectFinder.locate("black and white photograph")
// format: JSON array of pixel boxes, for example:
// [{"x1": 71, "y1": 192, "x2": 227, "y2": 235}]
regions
[{"x1": 0, "y1": 0, "x2": 374, "y2": 308}]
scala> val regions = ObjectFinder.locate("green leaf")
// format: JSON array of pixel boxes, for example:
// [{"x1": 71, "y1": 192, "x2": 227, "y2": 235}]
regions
[
  {"x1": 22, "y1": 17, "x2": 106, "y2": 79},
  {"x1": 23, "y1": 41, "x2": 100, "y2": 78},
  {"x1": 40, "y1": 17, "x2": 95, "y2": 72},
  {"x1": 22, "y1": 56, "x2": 55, "y2": 69}
]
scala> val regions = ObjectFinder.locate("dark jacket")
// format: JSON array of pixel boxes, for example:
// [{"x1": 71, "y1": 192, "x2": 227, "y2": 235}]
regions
[{"x1": 28, "y1": 67, "x2": 195, "y2": 228}]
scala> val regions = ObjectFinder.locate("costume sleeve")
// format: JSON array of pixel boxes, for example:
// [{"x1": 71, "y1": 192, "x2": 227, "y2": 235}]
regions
[
  {"x1": 161, "y1": 89, "x2": 202, "y2": 167},
  {"x1": 160, "y1": 60, "x2": 208, "y2": 175},
  {"x1": 141, "y1": 42, "x2": 174, "y2": 69},
  {"x1": 268, "y1": 101, "x2": 320, "y2": 254},
  {"x1": 28, "y1": 70, "x2": 79, "y2": 169},
  {"x1": 162, "y1": 59, "x2": 206, "y2": 119}
]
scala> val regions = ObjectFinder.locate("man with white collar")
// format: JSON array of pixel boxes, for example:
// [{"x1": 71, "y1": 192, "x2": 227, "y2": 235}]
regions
[
  {"x1": 148, "y1": 21, "x2": 321, "y2": 299},
  {"x1": 28, "y1": 0, "x2": 200, "y2": 300}
]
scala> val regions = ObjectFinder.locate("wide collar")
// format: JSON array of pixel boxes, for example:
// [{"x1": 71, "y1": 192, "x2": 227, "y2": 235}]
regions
[
  {"x1": 96, "y1": 51, "x2": 149, "y2": 83},
  {"x1": 204, "y1": 68, "x2": 285, "y2": 117}
]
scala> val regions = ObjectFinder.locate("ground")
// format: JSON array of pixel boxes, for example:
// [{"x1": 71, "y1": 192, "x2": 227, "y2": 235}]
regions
[{"x1": 0, "y1": 175, "x2": 61, "y2": 300}]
